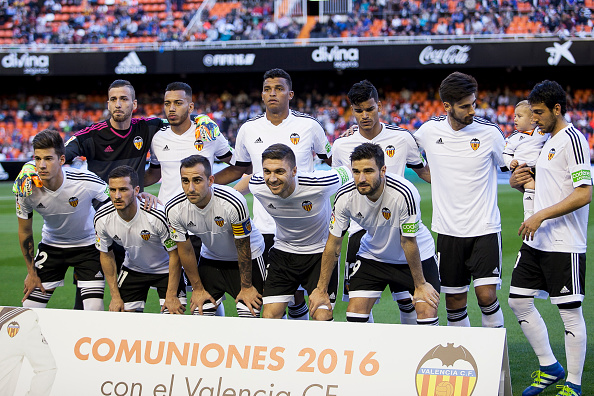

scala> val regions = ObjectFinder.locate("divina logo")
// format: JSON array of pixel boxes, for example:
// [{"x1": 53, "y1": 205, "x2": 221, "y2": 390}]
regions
[
  {"x1": 115, "y1": 51, "x2": 147, "y2": 74},
  {"x1": 311, "y1": 46, "x2": 359, "y2": 69},
  {"x1": 1, "y1": 53, "x2": 50, "y2": 75}
]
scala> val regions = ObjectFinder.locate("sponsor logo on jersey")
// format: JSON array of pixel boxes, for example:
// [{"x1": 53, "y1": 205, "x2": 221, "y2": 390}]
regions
[
  {"x1": 415, "y1": 343, "x2": 478, "y2": 396},
  {"x1": 267, "y1": 203, "x2": 277, "y2": 209},
  {"x1": 302, "y1": 200, "x2": 313, "y2": 211},
  {"x1": 95, "y1": 233, "x2": 101, "y2": 248},
  {"x1": 385, "y1": 145, "x2": 396, "y2": 158},
  {"x1": 133, "y1": 136, "x2": 143, "y2": 150},
  {"x1": 163, "y1": 145, "x2": 170, "y2": 151},
  {"x1": 232, "y1": 218, "x2": 252, "y2": 236},
  {"x1": 68, "y1": 197, "x2": 79, "y2": 207},
  {"x1": 115, "y1": 51, "x2": 147, "y2": 74},
  {"x1": 113, "y1": 235, "x2": 121, "y2": 241},
  {"x1": 470, "y1": 138, "x2": 480, "y2": 151},
  {"x1": 572, "y1": 169, "x2": 590, "y2": 183},
  {"x1": 164, "y1": 238, "x2": 176, "y2": 249},
  {"x1": 105, "y1": 145, "x2": 114, "y2": 153},
  {"x1": 355, "y1": 212, "x2": 364, "y2": 219},
  {"x1": 519, "y1": 136, "x2": 525, "y2": 141},
  {"x1": 325, "y1": 142, "x2": 332, "y2": 154},
  {"x1": 436, "y1": 138, "x2": 444, "y2": 145},
  {"x1": 168, "y1": 225, "x2": 178, "y2": 239},
  {"x1": 214, "y1": 216, "x2": 225, "y2": 227},
  {"x1": 187, "y1": 221, "x2": 196, "y2": 227},
  {"x1": 7, "y1": 321, "x2": 20, "y2": 338},
  {"x1": 329, "y1": 212, "x2": 336, "y2": 231},
  {"x1": 196, "y1": 116, "x2": 220, "y2": 141},
  {"x1": 36, "y1": 203, "x2": 46, "y2": 209},
  {"x1": 290, "y1": 133, "x2": 300, "y2": 145},
  {"x1": 194, "y1": 139, "x2": 204, "y2": 151},
  {"x1": 402, "y1": 221, "x2": 419, "y2": 233},
  {"x1": 548, "y1": 148, "x2": 556, "y2": 160},
  {"x1": 336, "y1": 167, "x2": 350, "y2": 184},
  {"x1": 255, "y1": 137, "x2": 264, "y2": 144},
  {"x1": 140, "y1": 230, "x2": 151, "y2": 241},
  {"x1": 382, "y1": 207, "x2": 391, "y2": 220}
]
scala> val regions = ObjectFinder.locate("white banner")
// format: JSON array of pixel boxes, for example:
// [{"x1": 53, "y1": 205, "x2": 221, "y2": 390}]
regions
[{"x1": 3, "y1": 307, "x2": 511, "y2": 396}]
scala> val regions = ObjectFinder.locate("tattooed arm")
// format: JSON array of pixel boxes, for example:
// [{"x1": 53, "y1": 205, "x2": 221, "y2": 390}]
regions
[
  {"x1": 18, "y1": 217, "x2": 45, "y2": 301},
  {"x1": 234, "y1": 236, "x2": 262, "y2": 316}
]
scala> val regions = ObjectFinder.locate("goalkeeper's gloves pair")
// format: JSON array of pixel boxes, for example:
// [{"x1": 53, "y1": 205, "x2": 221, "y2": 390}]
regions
[{"x1": 12, "y1": 163, "x2": 42, "y2": 198}]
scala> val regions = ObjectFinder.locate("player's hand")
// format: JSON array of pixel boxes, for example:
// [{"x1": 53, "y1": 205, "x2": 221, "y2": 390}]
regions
[
  {"x1": 338, "y1": 125, "x2": 358, "y2": 138},
  {"x1": 22, "y1": 273, "x2": 45, "y2": 302},
  {"x1": 236, "y1": 286, "x2": 262, "y2": 317},
  {"x1": 413, "y1": 282, "x2": 440, "y2": 309},
  {"x1": 108, "y1": 296, "x2": 125, "y2": 312},
  {"x1": 190, "y1": 289, "x2": 216, "y2": 315},
  {"x1": 162, "y1": 296, "x2": 186, "y2": 314},
  {"x1": 308, "y1": 288, "x2": 332, "y2": 315},
  {"x1": 13, "y1": 163, "x2": 42, "y2": 197},
  {"x1": 519, "y1": 212, "x2": 544, "y2": 241},
  {"x1": 509, "y1": 163, "x2": 532, "y2": 191},
  {"x1": 138, "y1": 192, "x2": 162, "y2": 210}
]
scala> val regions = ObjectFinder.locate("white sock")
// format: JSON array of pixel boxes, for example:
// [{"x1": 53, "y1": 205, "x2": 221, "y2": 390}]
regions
[
  {"x1": 523, "y1": 188, "x2": 535, "y2": 221},
  {"x1": 447, "y1": 306, "x2": 470, "y2": 327},
  {"x1": 479, "y1": 299, "x2": 504, "y2": 328},
  {"x1": 397, "y1": 299, "x2": 417, "y2": 325},
  {"x1": 559, "y1": 307, "x2": 586, "y2": 386}
]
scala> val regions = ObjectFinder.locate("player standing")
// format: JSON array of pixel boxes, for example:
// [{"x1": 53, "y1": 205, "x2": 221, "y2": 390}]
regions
[
  {"x1": 413, "y1": 72, "x2": 506, "y2": 328},
  {"x1": 509, "y1": 81, "x2": 591, "y2": 396}
]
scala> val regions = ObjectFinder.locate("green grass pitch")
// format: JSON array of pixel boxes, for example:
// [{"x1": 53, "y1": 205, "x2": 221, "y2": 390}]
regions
[{"x1": 0, "y1": 178, "x2": 592, "y2": 395}]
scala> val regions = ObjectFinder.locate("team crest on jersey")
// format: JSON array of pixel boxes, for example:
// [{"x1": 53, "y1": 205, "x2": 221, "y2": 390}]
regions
[
  {"x1": 470, "y1": 138, "x2": 480, "y2": 151},
  {"x1": 7, "y1": 321, "x2": 20, "y2": 338},
  {"x1": 68, "y1": 197, "x2": 79, "y2": 207},
  {"x1": 290, "y1": 133, "x2": 300, "y2": 145},
  {"x1": 382, "y1": 207, "x2": 391, "y2": 220},
  {"x1": 415, "y1": 343, "x2": 478, "y2": 396},
  {"x1": 140, "y1": 230, "x2": 151, "y2": 241},
  {"x1": 302, "y1": 200, "x2": 313, "y2": 211},
  {"x1": 548, "y1": 148, "x2": 556, "y2": 160},
  {"x1": 214, "y1": 216, "x2": 225, "y2": 227},
  {"x1": 133, "y1": 136, "x2": 143, "y2": 150},
  {"x1": 194, "y1": 139, "x2": 204, "y2": 151},
  {"x1": 385, "y1": 145, "x2": 396, "y2": 158}
]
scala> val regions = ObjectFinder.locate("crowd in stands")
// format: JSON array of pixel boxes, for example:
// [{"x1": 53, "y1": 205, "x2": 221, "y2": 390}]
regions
[
  {"x1": 0, "y1": 0, "x2": 592, "y2": 45},
  {"x1": 1, "y1": 86, "x2": 593, "y2": 161}
]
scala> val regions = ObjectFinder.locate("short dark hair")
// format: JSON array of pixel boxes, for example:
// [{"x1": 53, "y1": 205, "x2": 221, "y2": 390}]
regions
[
  {"x1": 166, "y1": 82, "x2": 192, "y2": 99},
  {"x1": 262, "y1": 143, "x2": 296, "y2": 168},
  {"x1": 347, "y1": 80, "x2": 379, "y2": 105},
  {"x1": 350, "y1": 142, "x2": 385, "y2": 169},
  {"x1": 528, "y1": 80, "x2": 567, "y2": 115},
  {"x1": 180, "y1": 155, "x2": 211, "y2": 177},
  {"x1": 263, "y1": 68, "x2": 292, "y2": 91},
  {"x1": 108, "y1": 165, "x2": 139, "y2": 187},
  {"x1": 32, "y1": 129, "x2": 65, "y2": 157},
  {"x1": 109, "y1": 79, "x2": 136, "y2": 100},
  {"x1": 439, "y1": 72, "x2": 477, "y2": 105}
]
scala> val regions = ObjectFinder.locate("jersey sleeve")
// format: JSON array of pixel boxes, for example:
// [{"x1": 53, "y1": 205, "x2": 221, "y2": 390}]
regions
[
  {"x1": 16, "y1": 196, "x2": 32, "y2": 219},
  {"x1": 412, "y1": 125, "x2": 426, "y2": 151},
  {"x1": 64, "y1": 133, "x2": 87, "y2": 162},
  {"x1": 231, "y1": 125, "x2": 252, "y2": 167},
  {"x1": 328, "y1": 193, "x2": 350, "y2": 238},
  {"x1": 502, "y1": 134, "x2": 519, "y2": 169},
  {"x1": 247, "y1": 173, "x2": 265, "y2": 198},
  {"x1": 149, "y1": 144, "x2": 160, "y2": 166},
  {"x1": 153, "y1": 210, "x2": 177, "y2": 251},
  {"x1": 404, "y1": 132, "x2": 427, "y2": 168},
  {"x1": 227, "y1": 193, "x2": 252, "y2": 240},
  {"x1": 166, "y1": 208, "x2": 188, "y2": 243},
  {"x1": 398, "y1": 187, "x2": 423, "y2": 238},
  {"x1": 492, "y1": 128, "x2": 507, "y2": 169},
  {"x1": 213, "y1": 131, "x2": 233, "y2": 159},
  {"x1": 566, "y1": 131, "x2": 592, "y2": 188},
  {"x1": 90, "y1": 176, "x2": 109, "y2": 202},
  {"x1": 312, "y1": 122, "x2": 332, "y2": 159},
  {"x1": 331, "y1": 140, "x2": 348, "y2": 167},
  {"x1": 94, "y1": 219, "x2": 113, "y2": 253}
]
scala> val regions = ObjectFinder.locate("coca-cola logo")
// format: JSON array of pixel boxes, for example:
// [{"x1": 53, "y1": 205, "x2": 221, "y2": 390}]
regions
[{"x1": 419, "y1": 45, "x2": 470, "y2": 65}]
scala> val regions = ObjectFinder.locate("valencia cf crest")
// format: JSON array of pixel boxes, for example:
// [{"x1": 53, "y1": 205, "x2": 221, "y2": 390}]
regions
[
  {"x1": 7, "y1": 321, "x2": 20, "y2": 338},
  {"x1": 382, "y1": 207, "x2": 391, "y2": 220},
  {"x1": 214, "y1": 216, "x2": 225, "y2": 227},
  {"x1": 385, "y1": 145, "x2": 396, "y2": 158},
  {"x1": 470, "y1": 138, "x2": 480, "y2": 151},
  {"x1": 302, "y1": 200, "x2": 313, "y2": 211},
  {"x1": 548, "y1": 148, "x2": 556, "y2": 160},
  {"x1": 133, "y1": 136, "x2": 143, "y2": 150},
  {"x1": 69, "y1": 197, "x2": 79, "y2": 207},
  {"x1": 290, "y1": 133, "x2": 300, "y2": 145},
  {"x1": 194, "y1": 139, "x2": 204, "y2": 151},
  {"x1": 140, "y1": 230, "x2": 151, "y2": 241}
]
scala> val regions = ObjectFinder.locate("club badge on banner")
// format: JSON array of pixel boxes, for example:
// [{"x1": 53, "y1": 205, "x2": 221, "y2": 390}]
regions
[{"x1": 5, "y1": 307, "x2": 511, "y2": 396}]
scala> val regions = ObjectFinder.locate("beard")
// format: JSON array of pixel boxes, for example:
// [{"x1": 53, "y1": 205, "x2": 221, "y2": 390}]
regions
[
  {"x1": 449, "y1": 109, "x2": 474, "y2": 126},
  {"x1": 167, "y1": 109, "x2": 189, "y2": 126},
  {"x1": 356, "y1": 177, "x2": 381, "y2": 196}
]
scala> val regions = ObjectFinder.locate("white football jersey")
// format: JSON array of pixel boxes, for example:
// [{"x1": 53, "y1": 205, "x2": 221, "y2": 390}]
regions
[
  {"x1": 16, "y1": 168, "x2": 108, "y2": 248},
  {"x1": 150, "y1": 116, "x2": 232, "y2": 203},
  {"x1": 231, "y1": 110, "x2": 332, "y2": 234},
  {"x1": 166, "y1": 185, "x2": 264, "y2": 261},
  {"x1": 503, "y1": 128, "x2": 549, "y2": 169},
  {"x1": 526, "y1": 124, "x2": 591, "y2": 253},
  {"x1": 249, "y1": 167, "x2": 351, "y2": 254},
  {"x1": 330, "y1": 173, "x2": 435, "y2": 264},
  {"x1": 414, "y1": 116, "x2": 506, "y2": 237},
  {"x1": 94, "y1": 202, "x2": 176, "y2": 274}
]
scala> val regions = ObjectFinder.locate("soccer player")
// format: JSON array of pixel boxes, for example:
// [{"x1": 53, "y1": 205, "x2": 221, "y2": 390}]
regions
[
  {"x1": 16, "y1": 129, "x2": 109, "y2": 310},
  {"x1": 332, "y1": 79, "x2": 431, "y2": 324},
  {"x1": 164, "y1": 155, "x2": 265, "y2": 317},
  {"x1": 309, "y1": 143, "x2": 440, "y2": 324},
  {"x1": 413, "y1": 72, "x2": 506, "y2": 328},
  {"x1": 215, "y1": 68, "x2": 332, "y2": 320},
  {"x1": 94, "y1": 166, "x2": 185, "y2": 313},
  {"x1": 249, "y1": 144, "x2": 350, "y2": 320},
  {"x1": 508, "y1": 81, "x2": 591, "y2": 396}
]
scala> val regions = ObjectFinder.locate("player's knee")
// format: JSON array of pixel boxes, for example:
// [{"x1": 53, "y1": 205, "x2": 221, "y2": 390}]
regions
[
  {"x1": 415, "y1": 302, "x2": 438, "y2": 320},
  {"x1": 508, "y1": 296, "x2": 533, "y2": 316},
  {"x1": 313, "y1": 308, "x2": 332, "y2": 321},
  {"x1": 474, "y1": 286, "x2": 497, "y2": 306}
]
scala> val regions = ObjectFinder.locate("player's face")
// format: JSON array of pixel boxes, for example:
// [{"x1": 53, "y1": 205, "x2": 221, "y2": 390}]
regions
[
  {"x1": 109, "y1": 176, "x2": 139, "y2": 212},
  {"x1": 108, "y1": 86, "x2": 137, "y2": 123},
  {"x1": 262, "y1": 158, "x2": 297, "y2": 198},
  {"x1": 181, "y1": 163, "x2": 214, "y2": 208},
  {"x1": 445, "y1": 93, "x2": 476, "y2": 128},
  {"x1": 34, "y1": 148, "x2": 65, "y2": 182},
  {"x1": 514, "y1": 106, "x2": 534, "y2": 132},
  {"x1": 351, "y1": 98, "x2": 382, "y2": 133},
  {"x1": 351, "y1": 158, "x2": 385, "y2": 198},
  {"x1": 530, "y1": 102, "x2": 559, "y2": 134},
  {"x1": 164, "y1": 90, "x2": 194, "y2": 126},
  {"x1": 262, "y1": 77, "x2": 294, "y2": 114}
]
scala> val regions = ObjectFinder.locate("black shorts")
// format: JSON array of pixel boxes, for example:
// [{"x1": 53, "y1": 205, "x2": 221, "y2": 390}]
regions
[
  {"x1": 117, "y1": 266, "x2": 187, "y2": 311},
  {"x1": 34, "y1": 243, "x2": 103, "y2": 289},
  {"x1": 262, "y1": 233, "x2": 275, "y2": 265},
  {"x1": 349, "y1": 255, "x2": 440, "y2": 300},
  {"x1": 197, "y1": 255, "x2": 265, "y2": 303},
  {"x1": 263, "y1": 248, "x2": 338, "y2": 305},
  {"x1": 343, "y1": 229, "x2": 365, "y2": 299},
  {"x1": 437, "y1": 232, "x2": 502, "y2": 293},
  {"x1": 510, "y1": 243, "x2": 585, "y2": 304}
]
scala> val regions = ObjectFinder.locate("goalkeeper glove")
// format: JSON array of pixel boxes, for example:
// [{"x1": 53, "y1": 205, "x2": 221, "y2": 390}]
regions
[{"x1": 12, "y1": 163, "x2": 42, "y2": 197}]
